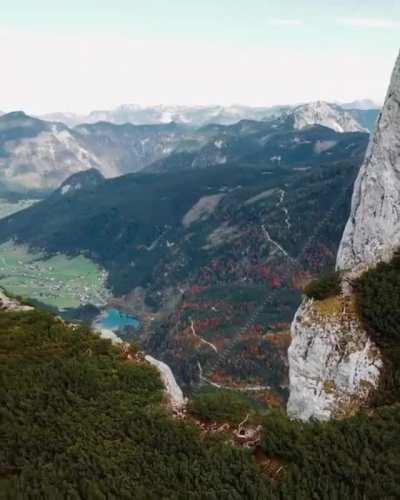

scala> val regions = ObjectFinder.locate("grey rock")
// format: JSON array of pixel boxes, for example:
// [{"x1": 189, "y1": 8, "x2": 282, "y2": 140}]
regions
[
  {"x1": 337, "y1": 52, "x2": 400, "y2": 270},
  {"x1": 288, "y1": 51, "x2": 400, "y2": 421}
]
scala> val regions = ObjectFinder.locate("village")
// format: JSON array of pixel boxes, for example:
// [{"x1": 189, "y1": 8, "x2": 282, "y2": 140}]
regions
[{"x1": 0, "y1": 241, "x2": 110, "y2": 309}]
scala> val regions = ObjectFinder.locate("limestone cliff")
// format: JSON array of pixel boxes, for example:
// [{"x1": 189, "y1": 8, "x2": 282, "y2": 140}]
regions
[
  {"x1": 287, "y1": 296, "x2": 382, "y2": 420},
  {"x1": 287, "y1": 51, "x2": 400, "y2": 421},
  {"x1": 337, "y1": 52, "x2": 400, "y2": 271}
]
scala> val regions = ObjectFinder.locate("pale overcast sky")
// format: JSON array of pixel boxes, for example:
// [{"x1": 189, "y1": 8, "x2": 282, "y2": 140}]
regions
[{"x1": 1, "y1": 0, "x2": 399, "y2": 114}]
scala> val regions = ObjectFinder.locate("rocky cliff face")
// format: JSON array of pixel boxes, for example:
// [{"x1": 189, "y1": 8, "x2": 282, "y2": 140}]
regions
[
  {"x1": 287, "y1": 296, "x2": 382, "y2": 420},
  {"x1": 337, "y1": 53, "x2": 400, "y2": 271},
  {"x1": 291, "y1": 101, "x2": 367, "y2": 133},
  {"x1": 287, "y1": 51, "x2": 400, "y2": 421}
]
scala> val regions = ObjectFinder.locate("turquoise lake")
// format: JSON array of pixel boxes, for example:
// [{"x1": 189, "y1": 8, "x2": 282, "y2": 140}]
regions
[{"x1": 95, "y1": 308, "x2": 139, "y2": 331}]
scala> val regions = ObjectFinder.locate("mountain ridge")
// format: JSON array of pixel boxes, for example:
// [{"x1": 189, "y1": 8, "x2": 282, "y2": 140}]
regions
[
  {"x1": 0, "y1": 104, "x2": 374, "y2": 191},
  {"x1": 39, "y1": 101, "x2": 380, "y2": 128},
  {"x1": 0, "y1": 124, "x2": 367, "y2": 395}
]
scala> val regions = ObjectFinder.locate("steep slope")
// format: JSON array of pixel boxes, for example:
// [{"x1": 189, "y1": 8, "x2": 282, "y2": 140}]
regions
[
  {"x1": 2, "y1": 295, "x2": 400, "y2": 500},
  {"x1": 0, "y1": 127, "x2": 367, "y2": 397},
  {"x1": 346, "y1": 108, "x2": 380, "y2": 133},
  {"x1": 0, "y1": 113, "x2": 196, "y2": 190},
  {"x1": 0, "y1": 107, "x2": 370, "y2": 191},
  {"x1": 76, "y1": 104, "x2": 370, "y2": 176},
  {"x1": 0, "y1": 305, "x2": 272, "y2": 498},
  {"x1": 0, "y1": 112, "x2": 106, "y2": 191},
  {"x1": 337, "y1": 53, "x2": 400, "y2": 271},
  {"x1": 291, "y1": 101, "x2": 367, "y2": 133},
  {"x1": 148, "y1": 121, "x2": 367, "y2": 173},
  {"x1": 75, "y1": 121, "x2": 190, "y2": 175},
  {"x1": 55, "y1": 168, "x2": 105, "y2": 196},
  {"x1": 0, "y1": 154, "x2": 365, "y2": 300},
  {"x1": 287, "y1": 51, "x2": 400, "y2": 421}
]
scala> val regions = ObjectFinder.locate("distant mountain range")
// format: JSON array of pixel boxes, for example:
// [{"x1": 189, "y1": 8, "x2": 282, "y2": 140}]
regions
[
  {"x1": 0, "y1": 102, "x2": 379, "y2": 191},
  {"x1": 290, "y1": 101, "x2": 366, "y2": 133},
  {"x1": 0, "y1": 112, "x2": 189, "y2": 190},
  {"x1": 0, "y1": 112, "x2": 104, "y2": 192},
  {"x1": 0, "y1": 120, "x2": 368, "y2": 392},
  {"x1": 40, "y1": 104, "x2": 291, "y2": 128},
  {"x1": 40, "y1": 101, "x2": 380, "y2": 128},
  {"x1": 338, "y1": 99, "x2": 381, "y2": 110}
]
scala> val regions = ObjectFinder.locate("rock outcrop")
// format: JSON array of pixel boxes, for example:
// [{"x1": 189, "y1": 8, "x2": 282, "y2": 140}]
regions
[
  {"x1": 287, "y1": 296, "x2": 382, "y2": 420},
  {"x1": 287, "y1": 51, "x2": 400, "y2": 421},
  {"x1": 0, "y1": 289, "x2": 33, "y2": 312},
  {"x1": 291, "y1": 101, "x2": 367, "y2": 133},
  {"x1": 145, "y1": 355, "x2": 186, "y2": 411}
]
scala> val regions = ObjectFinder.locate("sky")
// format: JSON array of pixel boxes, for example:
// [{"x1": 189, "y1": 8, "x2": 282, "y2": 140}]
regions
[{"x1": 1, "y1": 0, "x2": 399, "y2": 114}]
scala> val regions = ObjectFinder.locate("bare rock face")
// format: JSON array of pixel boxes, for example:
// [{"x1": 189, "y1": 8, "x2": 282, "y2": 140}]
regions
[
  {"x1": 0, "y1": 289, "x2": 33, "y2": 312},
  {"x1": 337, "y1": 52, "x2": 400, "y2": 271},
  {"x1": 292, "y1": 101, "x2": 366, "y2": 133},
  {"x1": 144, "y1": 355, "x2": 186, "y2": 411},
  {"x1": 287, "y1": 297, "x2": 382, "y2": 421},
  {"x1": 288, "y1": 51, "x2": 400, "y2": 421}
]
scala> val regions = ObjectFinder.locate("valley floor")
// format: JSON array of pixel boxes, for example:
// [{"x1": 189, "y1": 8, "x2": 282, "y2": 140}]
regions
[{"x1": 0, "y1": 241, "x2": 109, "y2": 309}]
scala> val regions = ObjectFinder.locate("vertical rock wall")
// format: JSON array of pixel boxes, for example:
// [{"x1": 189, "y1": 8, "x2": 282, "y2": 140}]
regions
[{"x1": 287, "y1": 51, "x2": 400, "y2": 421}]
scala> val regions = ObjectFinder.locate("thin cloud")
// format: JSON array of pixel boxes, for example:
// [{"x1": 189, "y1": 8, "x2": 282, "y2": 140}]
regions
[
  {"x1": 268, "y1": 19, "x2": 303, "y2": 27},
  {"x1": 338, "y1": 18, "x2": 400, "y2": 29}
]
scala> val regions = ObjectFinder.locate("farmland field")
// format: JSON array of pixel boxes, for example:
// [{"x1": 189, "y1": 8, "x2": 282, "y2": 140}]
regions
[{"x1": 0, "y1": 241, "x2": 109, "y2": 309}]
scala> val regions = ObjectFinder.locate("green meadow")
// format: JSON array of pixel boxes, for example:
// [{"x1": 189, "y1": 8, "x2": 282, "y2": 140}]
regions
[{"x1": 0, "y1": 241, "x2": 109, "y2": 309}]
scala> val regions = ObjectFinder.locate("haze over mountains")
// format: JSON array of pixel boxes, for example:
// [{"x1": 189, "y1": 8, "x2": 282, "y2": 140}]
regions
[
  {"x1": 0, "y1": 100, "x2": 379, "y2": 191},
  {"x1": 339, "y1": 99, "x2": 381, "y2": 110},
  {"x1": 40, "y1": 100, "x2": 380, "y2": 128}
]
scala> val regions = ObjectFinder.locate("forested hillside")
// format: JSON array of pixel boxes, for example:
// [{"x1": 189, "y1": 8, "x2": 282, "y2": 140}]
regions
[
  {"x1": 0, "y1": 126, "x2": 368, "y2": 399},
  {"x1": 0, "y1": 308, "x2": 271, "y2": 499},
  {"x1": 257, "y1": 249, "x2": 400, "y2": 498},
  {"x1": 1, "y1": 300, "x2": 400, "y2": 499},
  {"x1": 0, "y1": 107, "x2": 372, "y2": 192}
]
